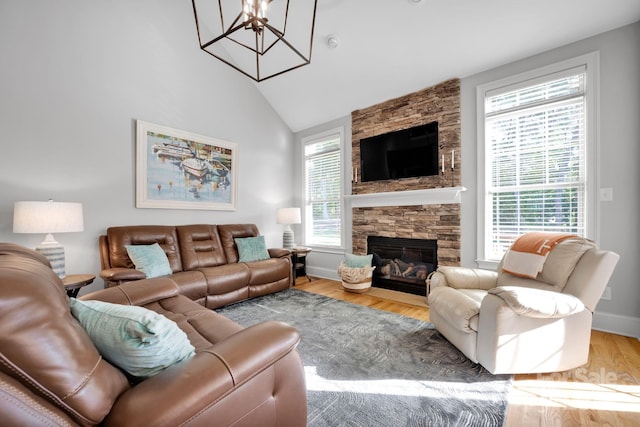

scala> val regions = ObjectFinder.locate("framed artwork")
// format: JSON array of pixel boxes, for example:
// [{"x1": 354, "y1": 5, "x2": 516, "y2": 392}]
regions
[{"x1": 136, "y1": 120, "x2": 238, "y2": 210}]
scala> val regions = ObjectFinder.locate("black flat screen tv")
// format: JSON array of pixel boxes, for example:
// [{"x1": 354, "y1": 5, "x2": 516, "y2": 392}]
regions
[{"x1": 359, "y1": 121, "x2": 438, "y2": 183}]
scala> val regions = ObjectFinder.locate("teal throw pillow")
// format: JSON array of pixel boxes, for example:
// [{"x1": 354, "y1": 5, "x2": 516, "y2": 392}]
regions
[
  {"x1": 69, "y1": 298, "x2": 195, "y2": 378},
  {"x1": 125, "y1": 243, "x2": 172, "y2": 278},
  {"x1": 345, "y1": 253, "x2": 373, "y2": 268},
  {"x1": 235, "y1": 236, "x2": 270, "y2": 262}
]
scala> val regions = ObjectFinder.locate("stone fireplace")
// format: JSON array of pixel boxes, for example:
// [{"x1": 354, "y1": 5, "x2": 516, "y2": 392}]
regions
[{"x1": 349, "y1": 78, "x2": 462, "y2": 293}]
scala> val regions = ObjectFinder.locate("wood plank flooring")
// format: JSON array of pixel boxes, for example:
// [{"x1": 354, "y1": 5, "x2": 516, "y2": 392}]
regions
[{"x1": 295, "y1": 277, "x2": 640, "y2": 426}]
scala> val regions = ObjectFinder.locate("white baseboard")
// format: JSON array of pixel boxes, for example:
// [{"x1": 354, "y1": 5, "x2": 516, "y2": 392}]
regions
[
  {"x1": 305, "y1": 266, "x2": 339, "y2": 281},
  {"x1": 592, "y1": 311, "x2": 640, "y2": 339}
]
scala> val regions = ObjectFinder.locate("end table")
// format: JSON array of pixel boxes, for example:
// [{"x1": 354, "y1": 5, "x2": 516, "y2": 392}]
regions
[
  {"x1": 62, "y1": 274, "x2": 95, "y2": 298},
  {"x1": 291, "y1": 247, "x2": 312, "y2": 282}
]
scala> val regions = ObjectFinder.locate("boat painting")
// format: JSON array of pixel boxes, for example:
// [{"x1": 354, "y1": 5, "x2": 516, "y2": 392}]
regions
[
  {"x1": 152, "y1": 142, "x2": 195, "y2": 159},
  {"x1": 181, "y1": 158, "x2": 209, "y2": 178},
  {"x1": 136, "y1": 120, "x2": 237, "y2": 210}
]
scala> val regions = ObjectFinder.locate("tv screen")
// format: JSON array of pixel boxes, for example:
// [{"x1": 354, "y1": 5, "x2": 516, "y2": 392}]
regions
[{"x1": 360, "y1": 121, "x2": 438, "y2": 183}]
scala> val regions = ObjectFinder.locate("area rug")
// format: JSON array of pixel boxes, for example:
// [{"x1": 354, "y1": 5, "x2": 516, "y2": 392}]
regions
[{"x1": 217, "y1": 289, "x2": 511, "y2": 427}]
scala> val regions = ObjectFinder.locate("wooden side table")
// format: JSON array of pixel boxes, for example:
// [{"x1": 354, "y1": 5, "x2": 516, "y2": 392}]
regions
[
  {"x1": 291, "y1": 247, "x2": 312, "y2": 282},
  {"x1": 62, "y1": 274, "x2": 95, "y2": 298}
]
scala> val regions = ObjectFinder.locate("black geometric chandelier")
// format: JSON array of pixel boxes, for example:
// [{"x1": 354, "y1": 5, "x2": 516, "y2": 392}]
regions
[{"x1": 191, "y1": 0, "x2": 318, "y2": 82}]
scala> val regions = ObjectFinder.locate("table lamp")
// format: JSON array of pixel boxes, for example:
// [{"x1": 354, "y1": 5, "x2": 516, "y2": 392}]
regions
[
  {"x1": 276, "y1": 207, "x2": 301, "y2": 249},
  {"x1": 13, "y1": 200, "x2": 84, "y2": 278}
]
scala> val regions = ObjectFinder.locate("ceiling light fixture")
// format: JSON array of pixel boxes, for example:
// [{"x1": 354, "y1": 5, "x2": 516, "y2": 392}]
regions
[{"x1": 191, "y1": 0, "x2": 318, "y2": 82}]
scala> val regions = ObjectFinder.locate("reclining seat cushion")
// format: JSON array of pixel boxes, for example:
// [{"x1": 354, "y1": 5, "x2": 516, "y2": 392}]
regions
[
  {"x1": 107, "y1": 225, "x2": 183, "y2": 273},
  {"x1": 141, "y1": 295, "x2": 245, "y2": 351},
  {"x1": 177, "y1": 225, "x2": 228, "y2": 270},
  {"x1": 429, "y1": 287, "x2": 483, "y2": 332},
  {"x1": 488, "y1": 286, "x2": 585, "y2": 318},
  {"x1": 0, "y1": 256, "x2": 129, "y2": 425},
  {"x1": 246, "y1": 258, "x2": 291, "y2": 286}
]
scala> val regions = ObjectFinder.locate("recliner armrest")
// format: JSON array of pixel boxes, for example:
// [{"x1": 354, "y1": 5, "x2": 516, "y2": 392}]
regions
[
  {"x1": 488, "y1": 286, "x2": 585, "y2": 318},
  {"x1": 80, "y1": 277, "x2": 180, "y2": 306},
  {"x1": 104, "y1": 321, "x2": 302, "y2": 427},
  {"x1": 431, "y1": 266, "x2": 498, "y2": 291},
  {"x1": 268, "y1": 248, "x2": 291, "y2": 259},
  {"x1": 99, "y1": 267, "x2": 146, "y2": 283}
]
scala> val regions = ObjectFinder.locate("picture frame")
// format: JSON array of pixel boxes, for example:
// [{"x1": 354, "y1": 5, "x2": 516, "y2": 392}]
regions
[{"x1": 136, "y1": 120, "x2": 238, "y2": 210}]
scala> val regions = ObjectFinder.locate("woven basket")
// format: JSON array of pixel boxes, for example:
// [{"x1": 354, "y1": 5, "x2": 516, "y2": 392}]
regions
[{"x1": 337, "y1": 262, "x2": 375, "y2": 293}]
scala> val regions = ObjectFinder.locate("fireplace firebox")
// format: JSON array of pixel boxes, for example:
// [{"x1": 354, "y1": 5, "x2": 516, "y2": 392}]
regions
[{"x1": 367, "y1": 236, "x2": 437, "y2": 296}]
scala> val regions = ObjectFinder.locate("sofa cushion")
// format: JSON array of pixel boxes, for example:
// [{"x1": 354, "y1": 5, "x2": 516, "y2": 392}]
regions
[
  {"x1": 125, "y1": 243, "x2": 173, "y2": 278},
  {"x1": 177, "y1": 224, "x2": 228, "y2": 269},
  {"x1": 235, "y1": 236, "x2": 270, "y2": 262},
  {"x1": 107, "y1": 225, "x2": 183, "y2": 272},
  {"x1": 488, "y1": 286, "x2": 585, "y2": 318},
  {"x1": 69, "y1": 298, "x2": 195, "y2": 378}
]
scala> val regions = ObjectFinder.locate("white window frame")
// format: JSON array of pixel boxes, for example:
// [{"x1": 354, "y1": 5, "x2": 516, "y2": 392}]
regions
[
  {"x1": 476, "y1": 52, "x2": 600, "y2": 269},
  {"x1": 301, "y1": 127, "x2": 345, "y2": 250}
]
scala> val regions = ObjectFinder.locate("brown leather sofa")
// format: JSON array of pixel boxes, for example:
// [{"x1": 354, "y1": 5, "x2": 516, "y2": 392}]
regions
[
  {"x1": 0, "y1": 243, "x2": 307, "y2": 426},
  {"x1": 99, "y1": 224, "x2": 291, "y2": 309}
]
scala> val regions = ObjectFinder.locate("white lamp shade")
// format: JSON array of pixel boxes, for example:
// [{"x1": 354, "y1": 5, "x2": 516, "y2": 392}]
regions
[
  {"x1": 13, "y1": 201, "x2": 84, "y2": 279},
  {"x1": 276, "y1": 207, "x2": 301, "y2": 225},
  {"x1": 13, "y1": 201, "x2": 84, "y2": 234}
]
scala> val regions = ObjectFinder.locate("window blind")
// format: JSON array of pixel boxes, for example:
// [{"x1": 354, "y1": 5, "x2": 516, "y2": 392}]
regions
[
  {"x1": 304, "y1": 134, "x2": 342, "y2": 247},
  {"x1": 485, "y1": 69, "x2": 587, "y2": 259}
]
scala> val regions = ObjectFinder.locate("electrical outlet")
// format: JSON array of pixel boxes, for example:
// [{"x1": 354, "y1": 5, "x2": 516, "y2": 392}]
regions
[{"x1": 601, "y1": 287, "x2": 612, "y2": 300}]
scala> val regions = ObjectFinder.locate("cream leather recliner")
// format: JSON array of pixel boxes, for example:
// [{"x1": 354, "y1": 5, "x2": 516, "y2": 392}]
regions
[{"x1": 427, "y1": 235, "x2": 619, "y2": 374}]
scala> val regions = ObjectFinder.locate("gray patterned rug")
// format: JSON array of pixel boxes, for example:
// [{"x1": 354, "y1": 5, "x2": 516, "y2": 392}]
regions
[{"x1": 217, "y1": 288, "x2": 511, "y2": 427}]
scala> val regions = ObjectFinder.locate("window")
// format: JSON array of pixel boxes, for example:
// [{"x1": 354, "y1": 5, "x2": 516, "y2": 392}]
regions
[
  {"x1": 478, "y1": 54, "x2": 598, "y2": 263},
  {"x1": 303, "y1": 128, "x2": 343, "y2": 247}
]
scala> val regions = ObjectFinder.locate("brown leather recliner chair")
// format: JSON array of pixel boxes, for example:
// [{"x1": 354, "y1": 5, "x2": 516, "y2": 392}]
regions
[{"x1": 0, "y1": 243, "x2": 307, "y2": 426}]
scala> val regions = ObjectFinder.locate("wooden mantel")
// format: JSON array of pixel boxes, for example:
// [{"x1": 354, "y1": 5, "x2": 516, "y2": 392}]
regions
[{"x1": 345, "y1": 187, "x2": 466, "y2": 208}]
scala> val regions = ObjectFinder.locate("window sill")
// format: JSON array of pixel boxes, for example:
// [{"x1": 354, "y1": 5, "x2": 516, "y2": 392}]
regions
[{"x1": 475, "y1": 259, "x2": 500, "y2": 271}]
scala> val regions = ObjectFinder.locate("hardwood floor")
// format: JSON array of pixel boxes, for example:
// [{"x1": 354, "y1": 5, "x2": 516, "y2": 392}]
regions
[{"x1": 295, "y1": 277, "x2": 640, "y2": 426}]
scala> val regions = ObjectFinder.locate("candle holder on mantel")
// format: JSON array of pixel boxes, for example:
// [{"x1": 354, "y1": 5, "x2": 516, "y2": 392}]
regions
[{"x1": 441, "y1": 150, "x2": 456, "y2": 188}]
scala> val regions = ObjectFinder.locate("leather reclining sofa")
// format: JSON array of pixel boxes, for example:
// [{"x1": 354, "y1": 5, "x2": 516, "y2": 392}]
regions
[
  {"x1": 0, "y1": 243, "x2": 307, "y2": 426},
  {"x1": 99, "y1": 224, "x2": 292, "y2": 309}
]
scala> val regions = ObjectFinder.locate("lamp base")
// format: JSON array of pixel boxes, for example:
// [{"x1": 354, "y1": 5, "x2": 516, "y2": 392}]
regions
[
  {"x1": 36, "y1": 234, "x2": 66, "y2": 278},
  {"x1": 282, "y1": 229, "x2": 295, "y2": 249}
]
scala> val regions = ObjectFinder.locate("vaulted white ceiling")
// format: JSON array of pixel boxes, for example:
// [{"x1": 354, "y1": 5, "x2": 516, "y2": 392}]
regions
[{"x1": 248, "y1": 0, "x2": 640, "y2": 132}]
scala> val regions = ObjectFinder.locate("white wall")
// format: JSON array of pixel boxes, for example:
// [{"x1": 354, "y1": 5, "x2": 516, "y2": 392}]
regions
[
  {"x1": 461, "y1": 22, "x2": 640, "y2": 336},
  {"x1": 0, "y1": 1, "x2": 295, "y2": 294}
]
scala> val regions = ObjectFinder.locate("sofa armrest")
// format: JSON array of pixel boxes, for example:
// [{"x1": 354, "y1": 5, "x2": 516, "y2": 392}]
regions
[
  {"x1": 268, "y1": 248, "x2": 291, "y2": 259},
  {"x1": 99, "y1": 267, "x2": 146, "y2": 284},
  {"x1": 104, "y1": 321, "x2": 302, "y2": 427},
  {"x1": 488, "y1": 286, "x2": 585, "y2": 318},
  {"x1": 431, "y1": 266, "x2": 498, "y2": 291},
  {"x1": 80, "y1": 277, "x2": 180, "y2": 306}
]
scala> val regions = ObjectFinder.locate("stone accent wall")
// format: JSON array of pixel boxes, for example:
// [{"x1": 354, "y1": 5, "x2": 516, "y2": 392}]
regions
[
  {"x1": 350, "y1": 79, "x2": 462, "y2": 267},
  {"x1": 352, "y1": 78, "x2": 461, "y2": 194}
]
